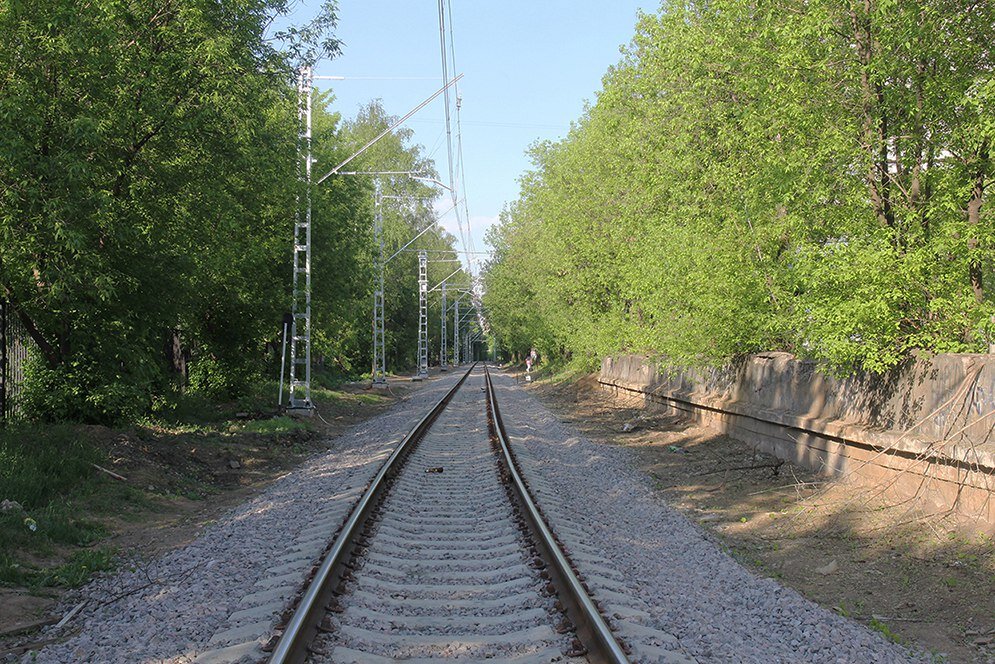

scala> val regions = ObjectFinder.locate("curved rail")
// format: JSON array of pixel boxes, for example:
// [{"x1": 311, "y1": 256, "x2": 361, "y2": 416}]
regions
[
  {"x1": 268, "y1": 363, "x2": 477, "y2": 664},
  {"x1": 484, "y1": 365, "x2": 630, "y2": 664}
]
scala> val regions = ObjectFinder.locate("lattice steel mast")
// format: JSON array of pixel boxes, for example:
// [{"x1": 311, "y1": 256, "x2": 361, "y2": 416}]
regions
[
  {"x1": 453, "y1": 299, "x2": 460, "y2": 365},
  {"x1": 372, "y1": 179, "x2": 387, "y2": 388},
  {"x1": 416, "y1": 250, "x2": 429, "y2": 379},
  {"x1": 440, "y1": 283, "x2": 448, "y2": 371},
  {"x1": 289, "y1": 66, "x2": 313, "y2": 411}
]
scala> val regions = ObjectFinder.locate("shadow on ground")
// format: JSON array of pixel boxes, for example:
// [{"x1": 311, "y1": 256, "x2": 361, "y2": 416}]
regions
[{"x1": 532, "y1": 372, "x2": 995, "y2": 664}]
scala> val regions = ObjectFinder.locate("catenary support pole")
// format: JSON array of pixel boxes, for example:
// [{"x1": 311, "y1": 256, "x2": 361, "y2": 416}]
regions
[
  {"x1": 288, "y1": 66, "x2": 314, "y2": 412},
  {"x1": 372, "y1": 180, "x2": 387, "y2": 389},
  {"x1": 416, "y1": 250, "x2": 429, "y2": 380},
  {"x1": 453, "y1": 299, "x2": 460, "y2": 365},
  {"x1": 440, "y1": 283, "x2": 448, "y2": 371}
]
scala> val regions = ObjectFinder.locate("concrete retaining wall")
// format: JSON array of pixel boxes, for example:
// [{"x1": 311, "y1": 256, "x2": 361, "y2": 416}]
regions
[{"x1": 599, "y1": 353, "x2": 995, "y2": 529}]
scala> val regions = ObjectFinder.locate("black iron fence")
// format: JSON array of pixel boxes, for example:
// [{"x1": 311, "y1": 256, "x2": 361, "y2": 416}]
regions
[{"x1": 1, "y1": 301, "x2": 30, "y2": 422}]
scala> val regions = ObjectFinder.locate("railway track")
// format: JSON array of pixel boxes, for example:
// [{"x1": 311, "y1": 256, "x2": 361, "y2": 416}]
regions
[{"x1": 267, "y1": 364, "x2": 630, "y2": 664}]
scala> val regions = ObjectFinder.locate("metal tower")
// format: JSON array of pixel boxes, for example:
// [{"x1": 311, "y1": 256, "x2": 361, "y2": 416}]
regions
[
  {"x1": 289, "y1": 66, "x2": 313, "y2": 411},
  {"x1": 440, "y1": 283, "x2": 448, "y2": 371},
  {"x1": 416, "y1": 250, "x2": 429, "y2": 379},
  {"x1": 453, "y1": 299, "x2": 460, "y2": 365},
  {"x1": 372, "y1": 180, "x2": 387, "y2": 388}
]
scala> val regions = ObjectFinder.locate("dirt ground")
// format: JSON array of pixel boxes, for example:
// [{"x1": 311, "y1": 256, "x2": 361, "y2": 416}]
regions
[
  {"x1": 0, "y1": 375, "x2": 427, "y2": 657},
  {"x1": 531, "y1": 372, "x2": 995, "y2": 664}
]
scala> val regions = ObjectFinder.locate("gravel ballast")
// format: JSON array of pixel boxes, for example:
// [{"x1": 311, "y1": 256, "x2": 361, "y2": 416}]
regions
[
  {"x1": 311, "y1": 370, "x2": 574, "y2": 662},
  {"x1": 23, "y1": 373, "x2": 464, "y2": 664},
  {"x1": 491, "y1": 371, "x2": 923, "y2": 664}
]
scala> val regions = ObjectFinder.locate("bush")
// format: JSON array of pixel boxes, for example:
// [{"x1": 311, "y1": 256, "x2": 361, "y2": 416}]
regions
[{"x1": 20, "y1": 352, "x2": 155, "y2": 426}]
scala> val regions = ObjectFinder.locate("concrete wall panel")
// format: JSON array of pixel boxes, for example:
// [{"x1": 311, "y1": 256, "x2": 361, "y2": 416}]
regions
[{"x1": 600, "y1": 354, "x2": 995, "y2": 531}]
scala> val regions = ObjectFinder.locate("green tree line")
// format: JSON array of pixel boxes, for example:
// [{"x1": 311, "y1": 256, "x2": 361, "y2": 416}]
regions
[
  {"x1": 0, "y1": 0, "x2": 466, "y2": 422},
  {"x1": 484, "y1": 0, "x2": 993, "y2": 373}
]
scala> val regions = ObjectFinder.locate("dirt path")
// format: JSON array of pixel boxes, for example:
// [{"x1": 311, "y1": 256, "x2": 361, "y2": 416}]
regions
[{"x1": 530, "y1": 372, "x2": 995, "y2": 664}]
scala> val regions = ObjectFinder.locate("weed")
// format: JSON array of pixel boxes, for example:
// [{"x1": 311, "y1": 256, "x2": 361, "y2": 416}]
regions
[
  {"x1": 955, "y1": 552, "x2": 978, "y2": 567},
  {"x1": 0, "y1": 548, "x2": 115, "y2": 589},
  {"x1": 0, "y1": 502, "x2": 108, "y2": 557},
  {"x1": 869, "y1": 617, "x2": 903, "y2": 644},
  {"x1": 236, "y1": 416, "x2": 312, "y2": 435},
  {"x1": 36, "y1": 548, "x2": 116, "y2": 588},
  {"x1": 0, "y1": 552, "x2": 32, "y2": 586},
  {"x1": 310, "y1": 385, "x2": 384, "y2": 407}
]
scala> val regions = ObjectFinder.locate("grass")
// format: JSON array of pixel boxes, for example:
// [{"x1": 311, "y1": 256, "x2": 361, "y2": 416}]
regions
[
  {"x1": 236, "y1": 415, "x2": 312, "y2": 435},
  {"x1": 0, "y1": 548, "x2": 116, "y2": 589},
  {"x1": 0, "y1": 424, "x2": 124, "y2": 588},
  {"x1": 869, "y1": 617, "x2": 904, "y2": 644},
  {"x1": 0, "y1": 424, "x2": 103, "y2": 509},
  {"x1": 311, "y1": 385, "x2": 385, "y2": 407}
]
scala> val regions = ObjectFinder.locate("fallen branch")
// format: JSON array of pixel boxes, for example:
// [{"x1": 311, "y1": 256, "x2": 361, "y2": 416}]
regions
[
  {"x1": 54, "y1": 600, "x2": 88, "y2": 630},
  {"x1": 747, "y1": 480, "x2": 825, "y2": 497},
  {"x1": 92, "y1": 463, "x2": 127, "y2": 482}
]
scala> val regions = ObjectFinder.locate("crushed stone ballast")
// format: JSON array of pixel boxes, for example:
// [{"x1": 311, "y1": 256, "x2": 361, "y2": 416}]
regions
[{"x1": 255, "y1": 364, "x2": 655, "y2": 664}]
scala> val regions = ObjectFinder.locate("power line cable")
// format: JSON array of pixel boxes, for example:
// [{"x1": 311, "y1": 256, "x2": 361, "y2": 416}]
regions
[
  {"x1": 436, "y1": 0, "x2": 467, "y2": 258},
  {"x1": 446, "y1": 0, "x2": 481, "y2": 284}
]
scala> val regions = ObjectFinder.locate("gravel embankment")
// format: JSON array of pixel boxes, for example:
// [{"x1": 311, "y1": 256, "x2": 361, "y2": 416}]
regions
[
  {"x1": 23, "y1": 373, "x2": 464, "y2": 664},
  {"x1": 491, "y1": 371, "x2": 923, "y2": 664}
]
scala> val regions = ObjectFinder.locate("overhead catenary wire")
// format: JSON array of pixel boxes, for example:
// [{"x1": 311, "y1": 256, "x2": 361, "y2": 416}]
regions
[
  {"x1": 445, "y1": 0, "x2": 485, "y2": 338},
  {"x1": 446, "y1": 0, "x2": 478, "y2": 279},
  {"x1": 436, "y1": 0, "x2": 469, "y2": 266},
  {"x1": 315, "y1": 73, "x2": 463, "y2": 185}
]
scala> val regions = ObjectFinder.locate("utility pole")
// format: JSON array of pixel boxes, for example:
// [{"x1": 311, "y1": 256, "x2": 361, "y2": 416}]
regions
[
  {"x1": 288, "y1": 66, "x2": 314, "y2": 412},
  {"x1": 415, "y1": 250, "x2": 429, "y2": 380},
  {"x1": 453, "y1": 299, "x2": 460, "y2": 365},
  {"x1": 440, "y1": 283, "x2": 447, "y2": 371},
  {"x1": 371, "y1": 179, "x2": 387, "y2": 388}
]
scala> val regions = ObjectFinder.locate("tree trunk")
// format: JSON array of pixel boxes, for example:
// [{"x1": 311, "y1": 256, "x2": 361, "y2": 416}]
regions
[
  {"x1": 164, "y1": 328, "x2": 187, "y2": 386},
  {"x1": 967, "y1": 141, "x2": 989, "y2": 305},
  {"x1": 851, "y1": 2, "x2": 894, "y2": 230}
]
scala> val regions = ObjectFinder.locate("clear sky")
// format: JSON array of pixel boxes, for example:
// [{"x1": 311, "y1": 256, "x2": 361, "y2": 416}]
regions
[{"x1": 291, "y1": 1, "x2": 653, "y2": 266}]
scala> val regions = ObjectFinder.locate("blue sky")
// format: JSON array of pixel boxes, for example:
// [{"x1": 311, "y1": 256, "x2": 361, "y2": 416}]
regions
[{"x1": 291, "y1": 1, "x2": 653, "y2": 265}]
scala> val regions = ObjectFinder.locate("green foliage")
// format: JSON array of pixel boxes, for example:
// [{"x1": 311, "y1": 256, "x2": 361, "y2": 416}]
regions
[
  {"x1": 484, "y1": 0, "x2": 995, "y2": 374},
  {"x1": 0, "y1": 0, "x2": 340, "y2": 422}
]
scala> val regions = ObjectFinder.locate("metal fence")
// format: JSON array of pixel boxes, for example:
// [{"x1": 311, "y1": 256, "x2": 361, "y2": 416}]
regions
[{"x1": 1, "y1": 301, "x2": 31, "y2": 422}]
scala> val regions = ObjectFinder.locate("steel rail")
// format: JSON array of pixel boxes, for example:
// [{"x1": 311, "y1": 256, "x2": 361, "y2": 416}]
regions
[
  {"x1": 268, "y1": 363, "x2": 477, "y2": 664},
  {"x1": 484, "y1": 365, "x2": 631, "y2": 664}
]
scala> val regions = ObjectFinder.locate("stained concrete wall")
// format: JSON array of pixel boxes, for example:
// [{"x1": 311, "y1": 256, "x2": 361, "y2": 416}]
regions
[{"x1": 599, "y1": 353, "x2": 995, "y2": 529}]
